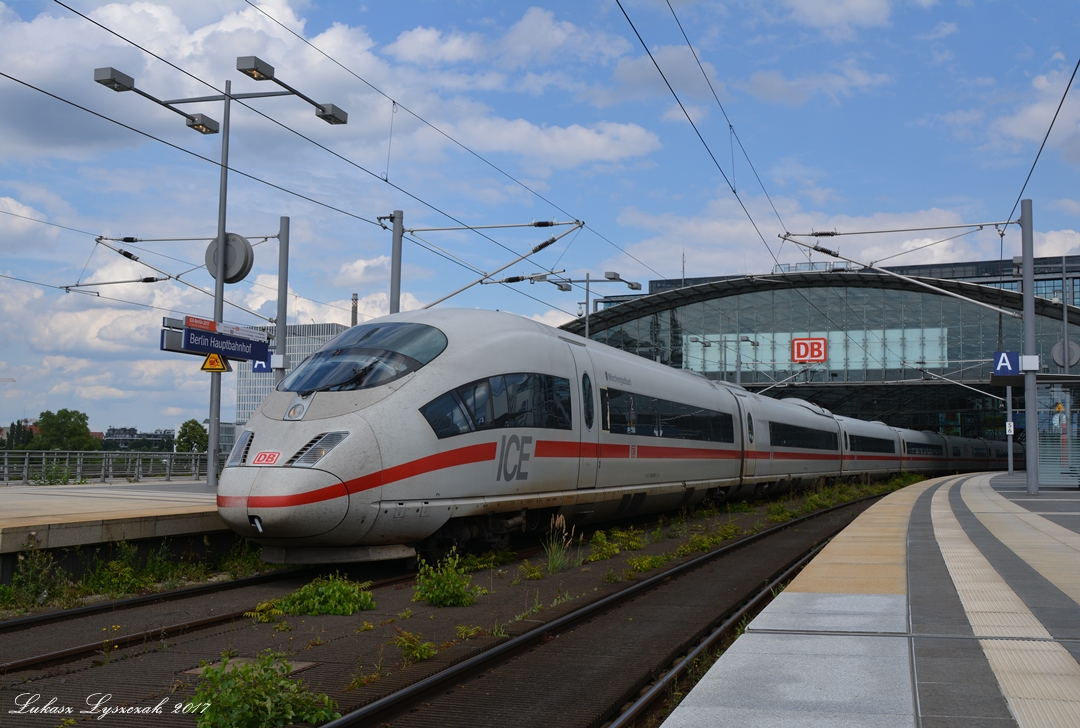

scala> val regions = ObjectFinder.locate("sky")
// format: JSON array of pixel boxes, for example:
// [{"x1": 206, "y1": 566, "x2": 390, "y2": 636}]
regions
[{"x1": 2, "y1": 0, "x2": 1080, "y2": 433}]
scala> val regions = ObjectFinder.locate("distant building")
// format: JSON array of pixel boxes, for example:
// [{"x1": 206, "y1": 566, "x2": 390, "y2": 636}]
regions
[
  {"x1": 200, "y1": 420, "x2": 236, "y2": 454},
  {"x1": 103, "y1": 427, "x2": 174, "y2": 449},
  {"x1": 235, "y1": 323, "x2": 348, "y2": 425}
]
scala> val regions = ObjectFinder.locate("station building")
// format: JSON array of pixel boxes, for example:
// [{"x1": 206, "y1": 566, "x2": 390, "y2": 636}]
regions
[
  {"x1": 234, "y1": 322, "x2": 347, "y2": 426},
  {"x1": 566, "y1": 257, "x2": 1080, "y2": 484}
]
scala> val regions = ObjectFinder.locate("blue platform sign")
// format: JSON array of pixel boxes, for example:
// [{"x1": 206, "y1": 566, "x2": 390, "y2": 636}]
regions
[
  {"x1": 993, "y1": 351, "x2": 1020, "y2": 376},
  {"x1": 251, "y1": 350, "x2": 273, "y2": 372},
  {"x1": 182, "y1": 328, "x2": 269, "y2": 362}
]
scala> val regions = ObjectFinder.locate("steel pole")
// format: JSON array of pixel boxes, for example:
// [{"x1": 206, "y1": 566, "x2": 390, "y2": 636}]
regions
[
  {"x1": 585, "y1": 272, "x2": 591, "y2": 339},
  {"x1": 273, "y1": 216, "x2": 289, "y2": 386},
  {"x1": 351, "y1": 293, "x2": 358, "y2": 326},
  {"x1": 1022, "y1": 199, "x2": 1038, "y2": 495},
  {"x1": 208, "y1": 80, "x2": 231, "y2": 489},
  {"x1": 390, "y1": 210, "x2": 403, "y2": 314},
  {"x1": 1007, "y1": 385, "x2": 1014, "y2": 474},
  {"x1": 735, "y1": 344, "x2": 742, "y2": 386}
]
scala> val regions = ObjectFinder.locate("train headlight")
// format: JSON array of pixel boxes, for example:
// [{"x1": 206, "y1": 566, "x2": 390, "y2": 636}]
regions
[
  {"x1": 289, "y1": 431, "x2": 349, "y2": 468},
  {"x1": 286, "y1": 402, "x2": 306, "y2": 420}
]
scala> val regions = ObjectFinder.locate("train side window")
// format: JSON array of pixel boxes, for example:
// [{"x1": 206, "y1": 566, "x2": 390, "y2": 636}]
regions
[
  {"x1": 582, "y1": 373, "x2": 594, "y2": 430},
  {"x1": 603, "y1": 387, "x2": 733, "y2": 442},
  {"x1": 849, "y1": 434, "x2": 895, "y2": 453},
  {"x1": 768, "y1": 421, "x2": 838, "y2": 450},
  {"x1": 747, "y1": 413, "x2": 754, "y2": 443},
  {"x1": 421, "y1": 373, "x2": 572, "y2": 439},
  {"x1": 419, "y1": 392, "x2": 473, "y2": 439},
  {"x1": 844, "y1": 432, "x2": 849, "y2": 450}
]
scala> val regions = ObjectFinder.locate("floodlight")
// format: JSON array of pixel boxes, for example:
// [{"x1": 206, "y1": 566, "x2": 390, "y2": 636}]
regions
[
  {"x1": 237, "y1": 56, "x2": 274, "y2": 81},
  {"x1": 556, "y1": 283, "x2": 572, "y2": 292},
  {"x1": 94, "y1": 67, "x2": 134, "y2": 92},
  {"x1": 627, "y1": 281, "x2": 642, "y2": 291},
  {"x1": 316, "y1": 103, "x2": 348, "y2": 125},
  {"x1": 186, "y1": 113, "x2": 219, "y2": 134},
  {"x1": 604, "y1": 271, "x2": 619, "y2": 281}
]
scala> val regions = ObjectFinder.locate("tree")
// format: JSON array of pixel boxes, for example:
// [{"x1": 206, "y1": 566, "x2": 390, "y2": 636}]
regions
[
  {"x1": 28, "y1": 409, "x2": 101, "y2": 451},
  {"x1": 4, "y1": 421, "x2": 33, "y2": 450},
  {"x1": 175, "y1": 419, "x2": 208, "y2": 453}
]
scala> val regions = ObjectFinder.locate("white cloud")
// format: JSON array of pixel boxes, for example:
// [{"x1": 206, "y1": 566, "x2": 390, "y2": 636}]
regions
[
  {"x1": 916, "y1": 21, "x2": 957, "y2": 41},
  {"x1": 528, "y1": 309, "x2": 575, "y2": 328},
  {"x1": 384, "y1": 27, "x2": 484, "y2": 65},
  {"x1": 0, "y1": 198, "x2": 60, "y2": 252},
  {"x1": 1050, "y1": 199, "x2": 1080, "y2": 216},
  {"x1": 497, "y1": 7, "x2": 629, "y2": 70},
  {"x1": 330, "y1": 256, "x2": 391, "y2": 287},
  {"x1": 1035, "y1": 229, "x2": 1080, "y2": 257},
  {"x1": 76, "y1": 385, "x2": 132, "y2": 400},
  {"x1": 662, "y1": 103, "x2": 708, "y2": 124},
  {"x1": 782, "y1": 0, "x2": 891, "y2": 40},
  {"x1": 739, "y1": 59, "x2": 889, "y2": 106},
  {"x1": 586, "y1": 45, "x2": 724, "y2": 108},
  {"x1": 991, "y1": 63, "x2": 1080, "y2": 164},
  {"x1": 448, "y1": 118, "x2": 662, "y2": 174}
]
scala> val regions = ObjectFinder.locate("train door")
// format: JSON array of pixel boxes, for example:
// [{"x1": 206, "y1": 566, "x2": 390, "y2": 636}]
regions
[
  {"x1": 732, "y1": 392, "x2": 756, "y2": 481},
  {"x1": 566, "y1": 342, "x2": 600, "y2": 489}
]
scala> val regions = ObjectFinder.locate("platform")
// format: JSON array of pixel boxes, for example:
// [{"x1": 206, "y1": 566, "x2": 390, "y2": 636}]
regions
[
  {"x1": 662, "y1": 473, "x2": 1080, "y2": 728},
  {"x1": 0, "y1": 480, "x2": 225, "y2": 554}
]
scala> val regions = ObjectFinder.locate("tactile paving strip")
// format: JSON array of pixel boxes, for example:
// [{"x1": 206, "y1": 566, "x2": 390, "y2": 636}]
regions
[{"x1": 931, "y1": 482, "x2": 1080, "y2": 726}]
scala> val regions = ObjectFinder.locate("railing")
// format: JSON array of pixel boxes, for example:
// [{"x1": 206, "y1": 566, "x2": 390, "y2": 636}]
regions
[{"x1": 0, "y1": 451, "x2": 225, "y2": 484}]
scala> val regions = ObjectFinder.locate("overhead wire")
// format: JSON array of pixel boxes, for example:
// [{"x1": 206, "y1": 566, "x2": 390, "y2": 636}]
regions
[
  {"x1": 615, "y1": 1, "x2": 913, "y2": 377},
  {"x1": 240, "y1": 0, "x2": 667, "y2": 281},
  {"x1": 49, "y1": 0, "x2": 586, "y2": 315},
  {"x1": 1004, "y1": 53, "x2": 1080, "y2": 230},
  {"x1": 663, "y1": 0, "x2": 789, "y2": 237}
]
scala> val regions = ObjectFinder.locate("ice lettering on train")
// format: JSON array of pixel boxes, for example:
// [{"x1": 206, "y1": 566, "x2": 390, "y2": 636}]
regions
[{"x1": 496, "y1": 434, "x2": 533, "y2": 481}]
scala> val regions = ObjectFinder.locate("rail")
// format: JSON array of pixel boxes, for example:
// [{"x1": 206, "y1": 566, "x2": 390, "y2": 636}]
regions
[{"x1": 0, "y1": 450, "x2": 227, "y2": 484}]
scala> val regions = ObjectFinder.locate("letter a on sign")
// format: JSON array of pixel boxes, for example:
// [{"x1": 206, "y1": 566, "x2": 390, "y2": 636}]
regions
[{"x1": 201, "y1": 353, "x2": 231, "y2": 372}]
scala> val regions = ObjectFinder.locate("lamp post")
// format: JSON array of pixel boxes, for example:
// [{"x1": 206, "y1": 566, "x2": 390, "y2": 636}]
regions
[
  {"x1": 95, "y1": 57, "x2": 346, "y2": 488},
  {"x1": 549, "y1": 272, "x2": 641, "y2": 338}
]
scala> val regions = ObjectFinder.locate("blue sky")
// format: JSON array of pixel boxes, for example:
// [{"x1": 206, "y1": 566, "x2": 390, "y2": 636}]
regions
[{"x1": 1, "y1": 0, "x2": 1079, "y2": 432}]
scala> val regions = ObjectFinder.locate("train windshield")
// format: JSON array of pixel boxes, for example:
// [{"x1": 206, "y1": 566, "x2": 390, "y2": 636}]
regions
[{"x1": 277, "y1": 322, "x2": 448, "y2": 395}]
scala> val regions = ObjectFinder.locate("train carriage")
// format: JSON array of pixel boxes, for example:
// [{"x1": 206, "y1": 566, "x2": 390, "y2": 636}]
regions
[
  {"x1": 217, "y1": 309, "x2": 1019, "y2": 564},
  {"x1": 837, "y1": 417, "x2": 903, "y2": 478}
]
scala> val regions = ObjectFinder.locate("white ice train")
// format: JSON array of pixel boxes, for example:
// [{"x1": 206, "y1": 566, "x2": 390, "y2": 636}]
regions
[{"x1": 217, "y1": 309, "x2": 1020, "y2": 563}]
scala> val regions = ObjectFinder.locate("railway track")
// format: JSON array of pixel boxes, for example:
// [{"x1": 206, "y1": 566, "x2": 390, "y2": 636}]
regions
[
  {"x1": 324, "y1": 495, "x2": 877, "y2": 728},
  {"x1": 0, "y1": 561, "x2": 419, "y2": 676},
  {"x1": 0, "y1": 494, "x2": 878, "y2": 727}
]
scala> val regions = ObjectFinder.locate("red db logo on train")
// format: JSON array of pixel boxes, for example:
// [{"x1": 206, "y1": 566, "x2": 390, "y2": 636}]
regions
[
  {"x1": 791, "y1": 337, "x2": 827, "y2": 363},
  {"x1": 252, "y1": 451, "x2": 280, "y2": 465}
]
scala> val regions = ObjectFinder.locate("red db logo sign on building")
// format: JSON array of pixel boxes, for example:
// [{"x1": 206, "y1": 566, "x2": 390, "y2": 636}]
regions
[{"x1": 791, "y1": 337, "x2": 827, "y2": 363}]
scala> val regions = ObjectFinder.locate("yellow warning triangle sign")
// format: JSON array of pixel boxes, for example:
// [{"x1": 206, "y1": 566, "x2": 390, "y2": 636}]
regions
[{"x1": 201, "y1": 353, "x2": 231, "y2": 372}]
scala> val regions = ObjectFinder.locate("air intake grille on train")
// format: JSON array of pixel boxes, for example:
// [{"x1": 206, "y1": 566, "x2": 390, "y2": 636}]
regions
[
  {"x1": 287, "y1": 432, "x2": 349, "y2": 468},
  {"x1": 227, "y1": 430, "x2": 254, "y2": 467}
]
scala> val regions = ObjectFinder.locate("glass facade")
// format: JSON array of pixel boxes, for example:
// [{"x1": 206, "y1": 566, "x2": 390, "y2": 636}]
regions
[
  {"x1": 235, "y1": 323, "x2": 348, "y2": 425},
  {"x1": 586, "y1": 283, "x2": 1080, "y2": 440}
]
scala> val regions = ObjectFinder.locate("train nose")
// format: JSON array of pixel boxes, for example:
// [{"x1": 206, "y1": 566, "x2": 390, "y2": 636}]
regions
[{"x1": 218, "y1": 467, "x2": 349, "y2": 539}]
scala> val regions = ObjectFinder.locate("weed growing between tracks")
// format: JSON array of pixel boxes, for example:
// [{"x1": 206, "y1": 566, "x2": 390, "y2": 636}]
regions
[
  {"x1": 192, "y1": 651, "x2": 340, "y2": 728},
  {"x1": 246, "y1": 574, "x2": 377, "y2": 627},
  {"x1": 413, "y1": 545, "x2": 489, "y2": 607}
]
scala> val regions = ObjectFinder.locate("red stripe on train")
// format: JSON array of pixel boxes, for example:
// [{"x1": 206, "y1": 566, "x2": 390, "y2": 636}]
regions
[
  {"x1": 534, "y1": 440, "x2": 740, "y2": 460},
  {"x1": 219, "y1": 442, "x2": 497, "y2": 510}
]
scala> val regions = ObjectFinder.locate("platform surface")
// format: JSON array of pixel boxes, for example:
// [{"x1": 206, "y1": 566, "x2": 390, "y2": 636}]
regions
[
  {"x1": 662, "y1": 473, "x2": 1080, "y2": 728},
  {"x1": 0, "y1": 480, "x2": 225, "y2": 552}
]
